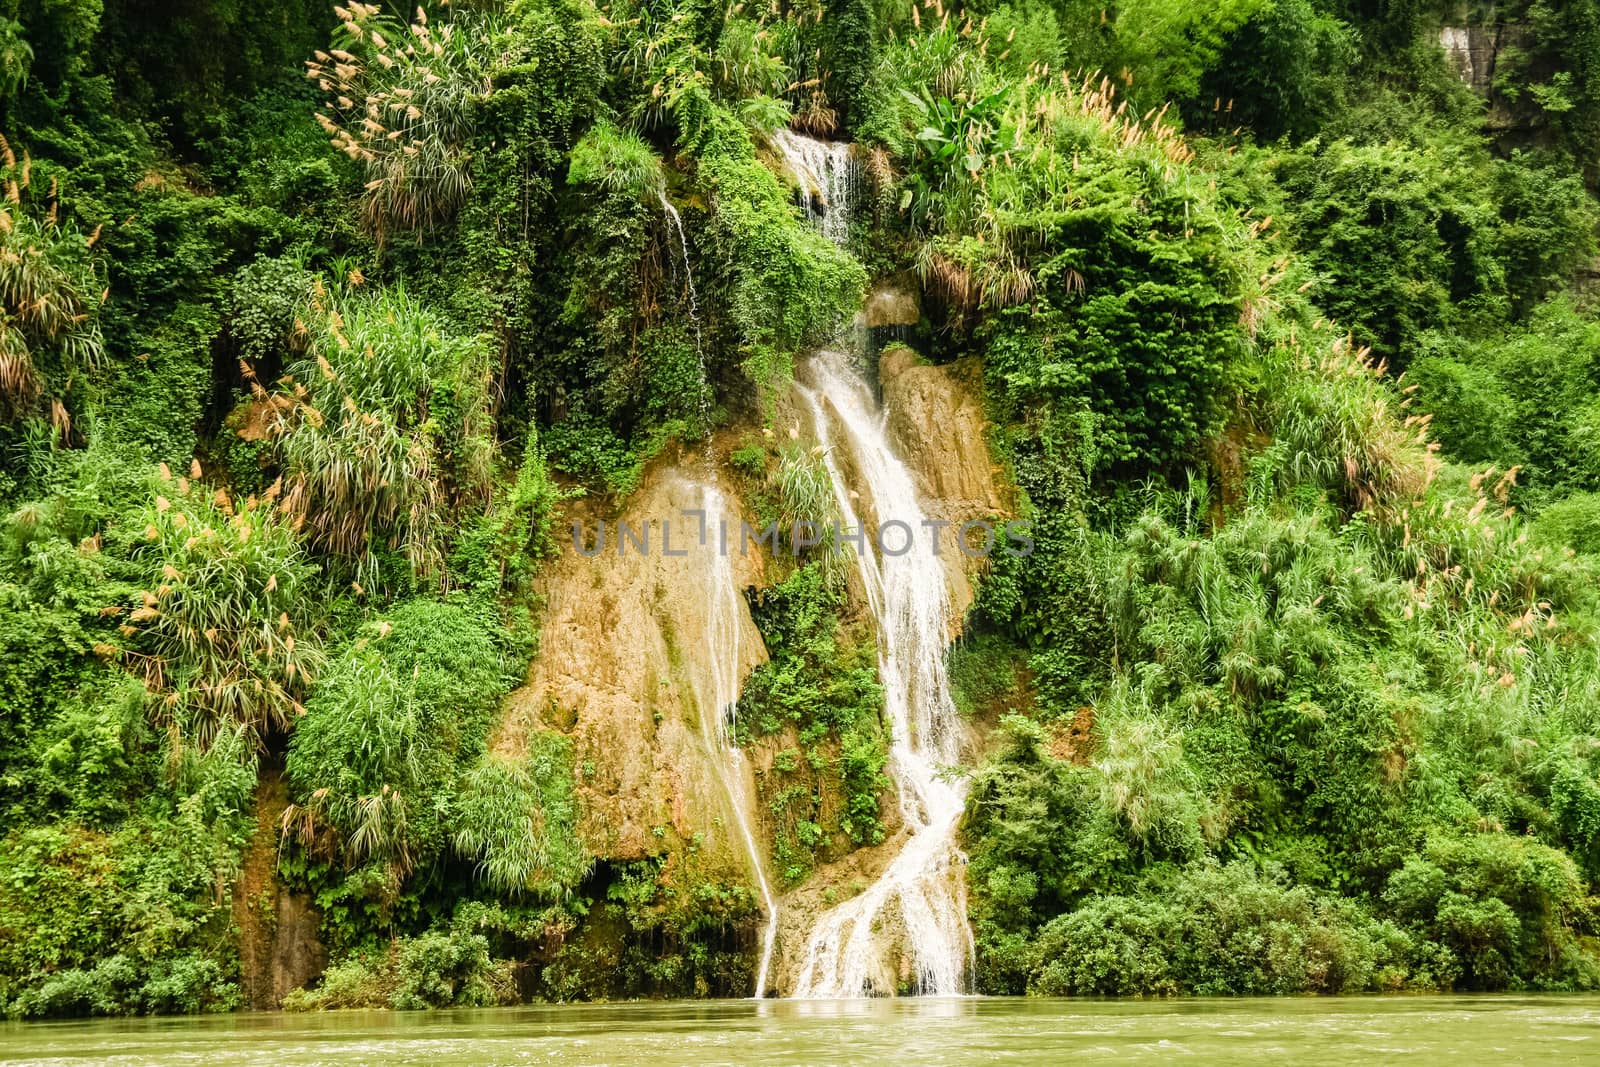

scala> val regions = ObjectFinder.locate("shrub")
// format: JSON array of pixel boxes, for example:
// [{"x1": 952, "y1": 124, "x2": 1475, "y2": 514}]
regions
[
  {"x1": 1383, "y1": 833, "x2": 1600, "y2": 991},
  {"x1": 285, "y1": 596, "x2": 519, "y2": 880},
  {"x1": 393, "y1": 929, "x2": 508, "y2": 1009},
  {"x1": 1027, "y1": 861, "x2": 1412, "y2": 996},
  {"x1": 1274, "y1": 138, "x2": 1504, "y2": 364},
  {"x1": 453, "y1": 733, "x2": 587, "y2": 899},
  {"x1": 125, "y1": 466, "x2": 323, "y2": 750}
]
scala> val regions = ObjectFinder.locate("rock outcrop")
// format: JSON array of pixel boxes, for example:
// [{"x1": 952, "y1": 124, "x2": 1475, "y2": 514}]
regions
[
  {"x1": 879, "y1": 345, "x2": 1009, "y2": 628},
  {"x1": 233, "y1": 772, "x2": 328, "y2": 1010},
  {"x1": 863, "y1": 281, "x2": 921, "y2": 329},
  {"x1": 493, "y1": 460, "x2": 769, "y2": 873},
  {"x1": 1437, "y1": 9, "x2": 1534, "y2": 134}
]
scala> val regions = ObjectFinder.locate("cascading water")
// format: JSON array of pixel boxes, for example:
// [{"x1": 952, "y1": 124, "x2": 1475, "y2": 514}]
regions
[
  {"x1": 792, "y1": 350, "x2": 974, "y2": 997},
  {"x1": 659, "y1": 192, "x2": 710, "y2": 425},
  {"x1": 695, "y1": 483, "x2": 780, "y2": 997},
  {"x1": 771, "y1": 130, "x2": 857, "y2": 246}
]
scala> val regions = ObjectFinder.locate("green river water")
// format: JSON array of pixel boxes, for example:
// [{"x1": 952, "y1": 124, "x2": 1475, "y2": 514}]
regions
[{"x1": 2, "y1": 996, "x2": 1597, "y2": 1066}]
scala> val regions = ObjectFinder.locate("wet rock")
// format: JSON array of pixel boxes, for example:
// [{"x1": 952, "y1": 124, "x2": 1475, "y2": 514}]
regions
[
  {"x1": 879, "y1": 346, "x2": 1009, "y2": 628},
  {"x1": 233, "y1": 773, "x2": 328, "y2": 1010},
  {"x1": 863, "y1": 284, "x2": 921, "y2": 329},
  {"x1": 493, "y1": 460, "x2": 769, "y2": 873}
]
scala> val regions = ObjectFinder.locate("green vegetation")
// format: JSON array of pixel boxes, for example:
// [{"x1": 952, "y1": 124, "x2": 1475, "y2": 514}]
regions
[
  {"x1": 737, "y1": 564, "x2": 888, "y2": 884},
  {"x1": 3, "y1": 0, "x2": 1600, "y2": 1017}
]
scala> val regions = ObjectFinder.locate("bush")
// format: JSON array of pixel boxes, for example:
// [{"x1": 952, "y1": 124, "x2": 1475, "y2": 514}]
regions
[
  {"x1": 394, "y1": 930, "x2": 505, "y2": 1010},
  {"x1": 285, "y1": 596, "x2": 521, "y2": 881},
  {"x1": 1027, "y1": 862, "x2": 1412, "y2": 996},
  {"x1": 453, "y1": 733, "x2": 587, "y2": 899},
  {"x1": 1384, "y1": 833, "x2": 1600, "y2": 991},
  {"x1": 1275, "y1": 138, "x2": 1503, "y2": 364},
  {"x1": 1411, "y1": 297, "x2": 1600, "y2": 503}
]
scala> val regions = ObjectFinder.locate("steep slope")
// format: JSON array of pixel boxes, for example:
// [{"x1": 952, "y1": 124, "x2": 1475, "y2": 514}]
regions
[{"x1": 493, "y1": 460, "x2": 769, "y2": 872}]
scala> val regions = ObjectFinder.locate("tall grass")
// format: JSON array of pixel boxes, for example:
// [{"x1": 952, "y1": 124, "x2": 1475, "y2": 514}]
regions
[
  {"x1": 274, "y1": 279, "x2": 493, "y2": 582},
  {"x1": 0, "y1": 134, "x2": 104, "y2": 420},
  {"x1": 453, "y1": 735, "x2": 587, "y2": 899},
  {"x1": 307, "y1": 3, "x2": 494, "y2": 241},
  {"x1": 126, "y1": 463, "x2": 323, "y2": 757},
  {"x1": 567, "y1": 119, "x2": 664, "y2": 202}
]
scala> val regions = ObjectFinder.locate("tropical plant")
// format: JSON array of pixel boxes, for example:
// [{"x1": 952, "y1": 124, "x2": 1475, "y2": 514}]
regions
[
  {"x1": 772, "y1": 441, "x2": 840, "y2": 565},
  {"x1": 122, "y1": 462, "x2": 323, "y2": 755},
  {"x1": 284, "y1": 597, "x2": 520, "y2": 882},
  {"x1": 566, "y1": 119, "x2": 664, "y2": 202},
  {"x1": 274, "y1": 278, "x2": 493, "y2": 582},
  {"x1": 307, "y1": 3, "x2": 495, "y2": 240},
  {"x1": 0, "y1": 136, "x2": 104, "y2": 424},
  {"x1": 453, "y1": 733, "x2": 587, "y2": 898}
]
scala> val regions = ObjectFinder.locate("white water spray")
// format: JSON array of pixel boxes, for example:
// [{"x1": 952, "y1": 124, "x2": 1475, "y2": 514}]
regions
[
  {"x1": 696, "y1": 483, "x2": 780, "y2": 997},
  {"x1": 791, "y1": 349, "x2": 973, "y2": 998},
  {"x1": 771, "y1": 130, "x2": 857, "y2": 246}
]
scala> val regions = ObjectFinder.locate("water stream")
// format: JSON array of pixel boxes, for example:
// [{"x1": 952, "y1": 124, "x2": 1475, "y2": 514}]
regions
[
  {"x1": 771, "y1": 130, "x2": 857, "y2": 246},
  {"x1": 793, "y1": 350, "x2": 973, "y2": 997},
  {"x1": 772, "y1": 128, "x2": 972, "y2": 997},
  {"x1": 658, "y1": 192, "x2": 709, "y2": 425},
  {"x1": 695, "y1": 483, "x2": 780, "y2": 998}
]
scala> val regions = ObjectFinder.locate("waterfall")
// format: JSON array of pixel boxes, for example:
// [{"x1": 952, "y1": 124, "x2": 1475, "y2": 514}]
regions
[
  {"x1": 771, "y1": 130, "x2": 857, "y2": 246},
  {"x1": 791, "y1": 349, "x2": 974, "y2": 997},
  {"x1": 696, "y1": 483, "x2": 780, "y2": 997},
  {"x1": 659, "y1": 192, "x2": 709, "y2": 424}
]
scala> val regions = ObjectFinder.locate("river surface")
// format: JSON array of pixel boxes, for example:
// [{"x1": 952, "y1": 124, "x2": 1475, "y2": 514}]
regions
[{"x1": 3, "y1": 995, "x2": 1597, "y2": 1065}]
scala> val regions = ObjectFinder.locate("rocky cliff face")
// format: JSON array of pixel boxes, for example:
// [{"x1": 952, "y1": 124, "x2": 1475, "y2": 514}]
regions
[
  {"x1": 880, "y1": 346, "x2": 1009, "y2": 630},
  {"x1": 480, "y1": 335, "x2": 1009, "y2": 996},
  {"x1": 1437, "y1": 8, "x2": 1535, "y2": 134},
  {"x1": 493, "y1": 459, "x2": 770, "y2": 875}
]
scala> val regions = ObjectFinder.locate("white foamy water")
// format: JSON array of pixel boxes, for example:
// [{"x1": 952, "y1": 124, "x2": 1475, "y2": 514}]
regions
[
  {"x1": 791, "y1": 349, "x2": 973, "y2": 997},
  {"x1": 696, "y1": 483, "x2": 780, "y2": 997},
  {"x1": 771, "y1": 130, "x2": 856, "y2": 246}
]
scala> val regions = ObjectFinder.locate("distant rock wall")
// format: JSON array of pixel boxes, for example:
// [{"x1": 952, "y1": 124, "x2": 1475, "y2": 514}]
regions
[{"x1": 1437, "y1": 8, "x2": 1534, "y2": 132}]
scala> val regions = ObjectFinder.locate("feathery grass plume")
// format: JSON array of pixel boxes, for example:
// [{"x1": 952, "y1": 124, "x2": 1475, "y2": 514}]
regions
[
  {"x1": 307, "y1": 3, "x2": 495, "y2": 241},
  {"x1": 608, "y1": 0, "x2": 792, "y2": 137},
  {"x1": 882, "y1": 25, "x2": 1202, "y2": 328},
  {"x1": 275, "y1": 279, "x2": 493, "y2": 583},
  {"x1": 0, "y1": 133, "x2": 104, "y2": 422},
  {"x1": 1265, "y1": 332, "x2": 1433, "y2": 515},
  {"x1": 126, "y1": 467, "x2": 323, "y2": 760}
]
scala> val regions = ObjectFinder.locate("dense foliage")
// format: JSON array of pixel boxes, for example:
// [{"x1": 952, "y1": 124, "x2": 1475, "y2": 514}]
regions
[{"x1": 2, "y1": 0, "x2": 1600, "y2": 1016}]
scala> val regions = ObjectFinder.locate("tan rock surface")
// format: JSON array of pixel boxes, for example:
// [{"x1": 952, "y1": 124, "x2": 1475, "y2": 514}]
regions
[{"x1": 493, "y1": 459, "x2": 769, "y2": 876}]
